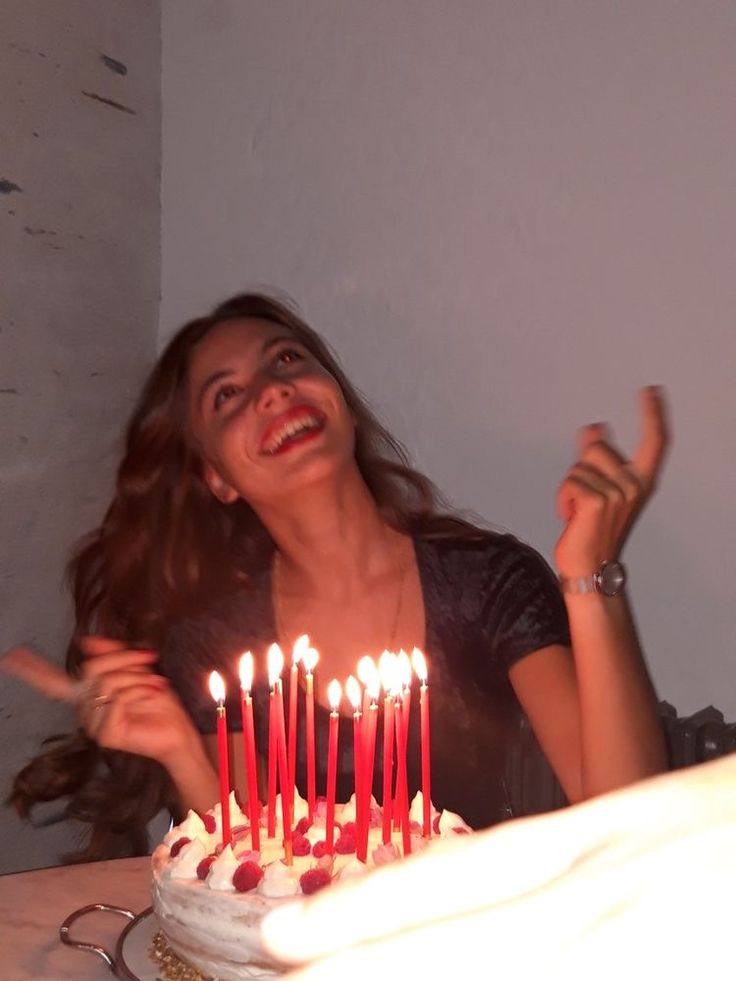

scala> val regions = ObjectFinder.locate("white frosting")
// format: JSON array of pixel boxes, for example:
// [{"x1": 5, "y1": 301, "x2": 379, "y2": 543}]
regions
[
  {"x1": 168, "y1": 838, "x2": 207, "y2": 880},
  {"x1": 257, "y1": 860, "x2": 300, "y2": 899},
  {"x1": 207, "y1": 843, "x2": 239, "y2": 891},
  {"x1": 213, "y1": 791, "x2": 246, "y2": 834},
  {"x1": 338, "y1": 858, "x2": 367, "y2": 881},
  {"x1": 408, "y1": 791, "x2": 437, "y2": 826},
  {"x1": 339, "y1": 794, "x2": 358, "y2": 824},
  {"x1": 291, "y1": 788, "x2": 309, "y2": 825},
  {"x1": 163, "y1": 809, "x2": 209, "y2": 848},
  {"x1": 438, "y1": 808, "x2": 471, "y2": 835}
]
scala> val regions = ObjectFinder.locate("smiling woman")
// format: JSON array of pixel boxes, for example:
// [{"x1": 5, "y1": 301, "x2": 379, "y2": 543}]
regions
[{"x1": 8, "y1": 291, "x2": 667, "y2": 862}]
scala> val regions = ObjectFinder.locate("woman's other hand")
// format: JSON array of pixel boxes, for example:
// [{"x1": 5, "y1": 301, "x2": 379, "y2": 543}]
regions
[
  {"x1": 554, "y1": 386, "x2": 669, "y2": 577},
  {"x1": 1, "y1": 638, "x2": 200, "y2": 772},
  {"x1": 74, "y1": 635, "x2": 200, "y2": 769}
]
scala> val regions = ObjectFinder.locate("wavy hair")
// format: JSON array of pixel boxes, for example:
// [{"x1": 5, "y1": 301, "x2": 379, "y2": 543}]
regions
[{"x1": 10, "y1": 293, "x2": 484, "y2": 861}]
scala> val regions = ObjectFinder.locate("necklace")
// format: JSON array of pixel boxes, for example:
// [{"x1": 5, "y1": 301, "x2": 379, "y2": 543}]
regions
[{"x1": 271, "y1": 539, "x2": 411, "y2": 654}]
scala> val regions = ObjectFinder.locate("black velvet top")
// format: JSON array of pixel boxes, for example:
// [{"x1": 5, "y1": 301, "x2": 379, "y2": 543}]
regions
[{"x1": 159, "y1": 533, "x2": 570, "y2": 830}]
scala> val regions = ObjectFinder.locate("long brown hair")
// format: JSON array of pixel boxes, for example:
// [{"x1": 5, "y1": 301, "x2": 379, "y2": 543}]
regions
[{"x1": 11, "y1": 293, "x2": 484, "y2": 861}]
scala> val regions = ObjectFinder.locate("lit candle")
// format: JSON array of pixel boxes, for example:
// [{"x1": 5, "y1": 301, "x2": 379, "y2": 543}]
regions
[
  {"x1": 288, "y1": 634, "x2": 308, "y2": 802},
  {"x1": 302, "y1": 645, "x2": 319, "y2": 822},
  {"x1": 346, "y1": 674, "x2": 363, "y2": 826},
  {"x1": 267, "y1": 655, "x2": 277, "y2": 839},
  {"x1": 357, "y1": 655, "x2": 377, "y2": 721},
  {"x1": 325, "y1": 679, "x2": 342, "y2": 853},
  {"x1": 394, "y1": 693, "x2": 411, "y2": 855},
  {"x1": 379, "y1": 651, "x2": 398, "y2": 845},
  {"x1": 358, "y1": 670, "x2": 380, "y2": 863},
  {"x1": 208, "y1": 671, "x2": 231, "y2": 848},
  {"x1": 397, "y1": 649, "x2": 412, "y2": 745},
  {"x1": 394, "y1": 650, "x2": 413, "y2": 829},
  {"x1": 238, "y1": 653, "x2": 260, "y2": 852},
  {"x1": 412, "y1": 647, "x2": 432, "y2": 837},
  {"x1": 268, "y1": 644, "x2": 292, "y2": 861}
]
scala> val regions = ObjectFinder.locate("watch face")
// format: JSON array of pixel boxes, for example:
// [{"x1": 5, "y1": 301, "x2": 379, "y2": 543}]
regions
[{"x1": 597, "y1": 561, "x2": 627, "y2": 597}]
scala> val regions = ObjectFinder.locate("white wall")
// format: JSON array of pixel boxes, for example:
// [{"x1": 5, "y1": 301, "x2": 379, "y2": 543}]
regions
[
  {"x1": 161, "y1": 2, "x2": 736, "y2": 717},
  {"x1": 0, "y1": 0, "x2": 160, "y2": 872}
]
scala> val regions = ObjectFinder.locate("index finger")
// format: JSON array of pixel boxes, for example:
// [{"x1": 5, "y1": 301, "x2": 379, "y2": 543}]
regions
[
  {"x1": 631, "y1": 385, "x2": 669, "y2": 486},
  {"x1": 79, "y1": 635, "x2": 155, "y2": 658},
  {"x1": 0, "y1": 645, "x2": 76, "y2": 702}
]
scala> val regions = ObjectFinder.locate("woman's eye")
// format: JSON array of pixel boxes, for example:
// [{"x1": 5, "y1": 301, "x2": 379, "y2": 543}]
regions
[
  {"x1": 213, "y1": 383, "x2": 242, "y2": 410},
  {"x1": 274, "y1": 347, "x2": 305, "y2": 369}
]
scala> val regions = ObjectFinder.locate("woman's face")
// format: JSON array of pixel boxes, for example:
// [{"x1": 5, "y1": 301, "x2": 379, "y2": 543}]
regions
[{"x1": 187, "y1": 318, "x2": 356, "y2": 509}]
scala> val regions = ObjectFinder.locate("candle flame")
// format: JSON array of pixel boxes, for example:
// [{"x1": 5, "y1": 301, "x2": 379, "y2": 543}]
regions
[
  {"x1": 209, "y1": 670, "x2": 226, "y2": 703},
  {"x1": 346, "y1": 675, "x2": 361, "y2": 710},
  {"x1": 239, "y1": 652, "x2": 254, "y2": 693},
  {"x1": 293, "y1": 633, "x2": 310, "y2": 665},
  {"x1": 397, "y1": 649, "x2": 412, "y2": 689},
  {"x1": 327, "y1": 678, "x2": 342, "y2": 711},
  {"x1": 358, "y1": 655, "x2": 381, "y2": 700},
  {"x1": 379, "y1": 650, "x2": 400, "y2": 696},
  {"x1": 302, "y1": 646, "x2": 319, "y2": 675},
  {"x1": 267, "y1": 643, "x2": 284, "y2": 687},
  {"x1": 411, "y1": 647, "x2": 428, "y2": 683},
  {"x1": 357, "y1": 654, "x2": 377, "y2": 685}
]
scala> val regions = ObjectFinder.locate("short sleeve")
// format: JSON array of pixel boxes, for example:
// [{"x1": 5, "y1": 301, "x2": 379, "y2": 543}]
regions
[{"x1": 479, "y1": 540, "x2": 571, "y2": 673}]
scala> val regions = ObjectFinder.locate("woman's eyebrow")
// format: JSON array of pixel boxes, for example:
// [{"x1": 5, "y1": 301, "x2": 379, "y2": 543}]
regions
[{"x1": 261, "y1": 334, "x2": 295, "y2": 354}]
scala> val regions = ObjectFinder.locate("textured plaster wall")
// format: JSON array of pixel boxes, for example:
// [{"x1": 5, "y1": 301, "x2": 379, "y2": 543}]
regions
[
  {"x1": 0, "y1": 1, "x2": 160, "y2": 872},
  {"x1": 161, "y1": 2, "x2": 736, "y2": 719}
]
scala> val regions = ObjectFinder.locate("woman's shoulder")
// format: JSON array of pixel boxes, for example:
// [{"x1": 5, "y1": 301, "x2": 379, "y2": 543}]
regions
[{"x1": 415, "y1": 526, "x2": 553, "y2": 578}]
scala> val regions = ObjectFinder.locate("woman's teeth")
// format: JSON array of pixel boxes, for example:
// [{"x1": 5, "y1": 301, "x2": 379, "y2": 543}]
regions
[{"x1": 263, "y1": 415, "x2": 323, "y2": 454}]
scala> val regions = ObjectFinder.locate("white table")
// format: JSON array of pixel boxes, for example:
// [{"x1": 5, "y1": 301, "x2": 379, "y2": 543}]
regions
[{"x1": 0, "y1": 856, "x2": 151, "y2": 980}]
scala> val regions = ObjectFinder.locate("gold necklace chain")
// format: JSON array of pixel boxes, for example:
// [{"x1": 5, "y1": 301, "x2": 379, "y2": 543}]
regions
[{"x1": 271, "y1": 541, "x2": 410, "y2": 653}]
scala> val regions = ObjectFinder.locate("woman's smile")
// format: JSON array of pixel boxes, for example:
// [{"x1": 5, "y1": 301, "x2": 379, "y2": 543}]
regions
[{"x1": 260, "y1": 405, "x2": 327, "y2": 456}]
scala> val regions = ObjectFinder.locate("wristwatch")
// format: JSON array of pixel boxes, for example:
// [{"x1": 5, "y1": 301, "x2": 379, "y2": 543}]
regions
[{"x1": 559, "y1": 560, "x2": 627, "y2": 597}]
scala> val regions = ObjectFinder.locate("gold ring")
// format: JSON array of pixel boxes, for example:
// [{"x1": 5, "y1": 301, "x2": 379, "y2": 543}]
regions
[{"x1": 91, "y1": 693, "x2": 114, "y2": 710}]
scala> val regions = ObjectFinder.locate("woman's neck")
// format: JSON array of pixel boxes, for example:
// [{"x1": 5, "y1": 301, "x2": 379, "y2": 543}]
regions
[{"x1": 257, "y1": 467, "x2": 407, "y2": 602}]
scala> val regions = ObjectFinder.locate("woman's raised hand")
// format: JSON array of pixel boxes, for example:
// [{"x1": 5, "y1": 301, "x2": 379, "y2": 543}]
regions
[
  {"x1": 1, "y1": 637, "x2": 200, "y2": 771},
  {"x1": 554, "y1": 386, "x2": 669, "y2": 577},
  {"x1": 74, "y1": 635, "x2": 199, "y2": 768}
]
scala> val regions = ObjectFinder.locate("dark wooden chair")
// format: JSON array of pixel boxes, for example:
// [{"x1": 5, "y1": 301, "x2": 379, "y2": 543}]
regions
[{"x1": 505, "y1": 701, "x2": 736, "y2": 818}]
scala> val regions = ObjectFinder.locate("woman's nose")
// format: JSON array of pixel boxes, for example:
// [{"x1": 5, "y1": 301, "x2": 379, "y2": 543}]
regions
[{"x1": 253, "y1": 376, "x2": 294, "y2": 413}]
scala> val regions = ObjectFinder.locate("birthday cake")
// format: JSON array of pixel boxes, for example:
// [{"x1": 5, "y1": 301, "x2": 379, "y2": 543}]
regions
[{"x1": 151, "y1": 789, "x2": 470, "y2": 980}]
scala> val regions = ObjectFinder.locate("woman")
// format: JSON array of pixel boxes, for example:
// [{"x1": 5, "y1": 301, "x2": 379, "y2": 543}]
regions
[{"x1": 8, "y1": 292, "x2": 667, "y2": 860}]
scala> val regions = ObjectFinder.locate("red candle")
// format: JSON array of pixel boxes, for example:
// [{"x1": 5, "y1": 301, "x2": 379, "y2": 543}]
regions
[
  {"x1": 238, "y1": 653, "x2": 260, "y2": 852},
  {"x1": 346, "y1": 675, "x2": 363, "y2": 825},
  {"x1": 274, "y1": 677, "x2": 293, "y2": 864},
  {"x1": 268, "y1": 644, "x2": 291, "y2": 857},
  {"x1": 325, "y1": 680, "x2": 342, "y2": 853},
  {"x1": 394, "y1": 696, "x2": 411, "y2": 855},
  {"x1": 379, "y1": 652, "x2": 398, "y2": 845},
  {"x1": 358, "y1": 696, "x2": 378, "y2": 862},
  {"x1": 398, "y1": 648, "x2": 412, "y2": 749},
  {"x1": 287, "y1": 634, "x2": 308, "y2": 802},
  {"x1": 302, "y1": 646, "x2": 319, "y2": 822},
  {"x1": 267, "y1": 686, "x2": 277, "y2": 838},
  {"x1": 412, "y1": 648, "x2": 432, "y2": 837},
  {"x1": 394, "y1": 651, "x2": 413, "y2": 828},
  {"x1": 208, "y1": 671, "x2": 231, "y2": 848}
]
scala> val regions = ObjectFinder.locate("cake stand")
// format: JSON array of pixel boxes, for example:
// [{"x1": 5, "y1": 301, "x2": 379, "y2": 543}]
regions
[{"x1": 59, "y1": 903, "x2": 159, "y2": 980}]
